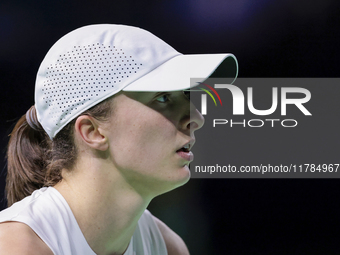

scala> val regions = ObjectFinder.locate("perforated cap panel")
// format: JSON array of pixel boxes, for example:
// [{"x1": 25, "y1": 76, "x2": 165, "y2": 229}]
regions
[{"x1": 42, "y1": 44, "x2": 141, "y2": 125}]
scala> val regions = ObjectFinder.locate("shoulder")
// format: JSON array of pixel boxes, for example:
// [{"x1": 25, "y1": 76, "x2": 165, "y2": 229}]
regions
[
  {"x1": 152, "y1": 216, "x2": 190, "y2": 255},
  {"x1": 0, "y1": 221, "x2": 53, "y2": 255}
]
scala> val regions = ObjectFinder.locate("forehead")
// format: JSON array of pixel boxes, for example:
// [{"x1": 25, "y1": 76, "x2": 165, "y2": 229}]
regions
[
  {"x1": 122, "y1": 91, "x2": 154, "y2": 102},
  {"x1": 122, "y1": 91, "x2": 186, "y2": 103}
]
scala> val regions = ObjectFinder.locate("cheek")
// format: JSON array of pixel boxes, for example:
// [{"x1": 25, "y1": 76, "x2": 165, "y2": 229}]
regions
[{"x1": 108, "y1": 110, "x2": 176, "y2": 172}]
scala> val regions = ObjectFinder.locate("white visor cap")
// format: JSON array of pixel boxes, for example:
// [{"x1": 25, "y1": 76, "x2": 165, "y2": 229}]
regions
[{"x1": 35, "y1": 24, "x2": 238, "y2": 139}]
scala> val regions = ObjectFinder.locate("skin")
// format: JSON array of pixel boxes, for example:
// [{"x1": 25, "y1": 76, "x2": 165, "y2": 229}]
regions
[
  {"x1": 0, "y1": 90, "x2": 204, "y2": 255},
  {"x1": 0, "y1": 222, "x2": 54, "y2": 255}
]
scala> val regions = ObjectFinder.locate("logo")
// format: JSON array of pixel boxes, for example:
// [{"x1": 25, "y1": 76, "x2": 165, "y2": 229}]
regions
[
  {"x1": 194, "y1": 78, "x2": 312, "y2": 128},
  {"x1": 198, "y1": 83, "x2": 223, "y2": 115}
]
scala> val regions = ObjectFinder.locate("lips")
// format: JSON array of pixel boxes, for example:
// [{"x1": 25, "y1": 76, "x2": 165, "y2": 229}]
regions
[
  {"x1": 176, "y1": 139, "x2": 195, "y2": 161},
  {"x1": 176, "y1": 150, "x2": 194, "y2": 161}
]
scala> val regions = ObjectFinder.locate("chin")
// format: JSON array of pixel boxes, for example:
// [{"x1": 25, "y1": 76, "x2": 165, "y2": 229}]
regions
[{"x1": 159, "y1": 166, "x2": 191, "y2": 195}]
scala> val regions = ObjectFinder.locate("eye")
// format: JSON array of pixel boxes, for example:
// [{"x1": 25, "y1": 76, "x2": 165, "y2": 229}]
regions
[{"x1": 155, "y1": 94, "x2": 170, "y2": 103}]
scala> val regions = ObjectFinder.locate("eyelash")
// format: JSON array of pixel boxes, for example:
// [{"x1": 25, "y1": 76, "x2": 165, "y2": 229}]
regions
[{"x1": 154, "y1": 91, "x2": 190, "y2": 104}]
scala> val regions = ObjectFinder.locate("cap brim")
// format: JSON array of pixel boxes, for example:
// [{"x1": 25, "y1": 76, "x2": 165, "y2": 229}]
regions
[{"x1": 122, "y1": 53, "x2": 238, "y2": 92}]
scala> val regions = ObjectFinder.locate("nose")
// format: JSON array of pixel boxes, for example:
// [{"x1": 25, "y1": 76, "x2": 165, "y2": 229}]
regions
[{"x1": 181, "y1": 101, "x2": 205, "y2": 132}]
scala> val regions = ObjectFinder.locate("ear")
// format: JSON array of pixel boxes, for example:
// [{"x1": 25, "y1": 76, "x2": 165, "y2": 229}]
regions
[{"x1": 74, "y1": 115, "x2": 109, "y2": 151}]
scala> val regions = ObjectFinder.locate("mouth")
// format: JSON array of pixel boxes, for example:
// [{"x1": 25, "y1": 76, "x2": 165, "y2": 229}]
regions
[{"x1": 176, "y1": 140, "x2": 195, "y2": 162}]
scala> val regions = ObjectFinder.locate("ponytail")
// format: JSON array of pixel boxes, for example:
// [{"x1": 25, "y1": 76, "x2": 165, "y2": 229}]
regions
[
  {"x1": 6, "y1": 106, "x2": 50, "y2": 207},
  {"x1": 5, "y1": 98, "x2": 113, "y2": 207}
]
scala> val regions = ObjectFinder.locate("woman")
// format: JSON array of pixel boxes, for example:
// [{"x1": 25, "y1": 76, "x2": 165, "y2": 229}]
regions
[{"x1": 0, "y1": 24, "x2": 237, "y2": 254}]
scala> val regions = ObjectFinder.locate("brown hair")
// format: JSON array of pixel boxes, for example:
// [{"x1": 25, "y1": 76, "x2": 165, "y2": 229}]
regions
[{"x1": 6, "y1": 98, "x2": 113, "y2": 207}]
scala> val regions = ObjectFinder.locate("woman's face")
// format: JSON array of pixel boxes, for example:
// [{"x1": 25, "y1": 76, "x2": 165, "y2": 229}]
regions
[{"x1": 104, "y1": 90, "x2": 204, "y2": 196}]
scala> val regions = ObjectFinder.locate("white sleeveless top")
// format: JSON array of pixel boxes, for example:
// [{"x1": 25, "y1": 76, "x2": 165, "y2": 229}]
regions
[{"x1": 0, "y1": 187, "x2": 167, "y2": 255}]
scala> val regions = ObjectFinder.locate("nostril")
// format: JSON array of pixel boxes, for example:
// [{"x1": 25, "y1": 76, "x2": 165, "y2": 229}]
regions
[
  {"x1": 189, "y1": 109, "x2": 205, "y2": 131},
  {"x1": 188, "y1": 121, "x2": 199, "y2": 130}
]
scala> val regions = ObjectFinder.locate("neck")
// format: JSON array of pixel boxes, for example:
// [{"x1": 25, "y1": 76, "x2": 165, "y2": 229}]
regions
[{"x1": 54, "y1": 157, "x2": 152, "y2": 255}]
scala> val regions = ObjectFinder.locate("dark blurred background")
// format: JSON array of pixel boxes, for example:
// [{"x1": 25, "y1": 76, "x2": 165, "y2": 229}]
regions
[{"x1": 1, "y1": 0, "x2": 340, "y2": 254}]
